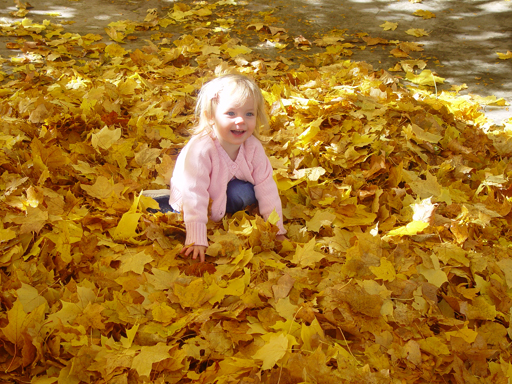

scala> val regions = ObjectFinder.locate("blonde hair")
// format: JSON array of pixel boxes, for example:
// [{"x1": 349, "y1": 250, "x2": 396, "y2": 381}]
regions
[{"x1": 192, "y1": 73, "x2": 269, "y2": 138}]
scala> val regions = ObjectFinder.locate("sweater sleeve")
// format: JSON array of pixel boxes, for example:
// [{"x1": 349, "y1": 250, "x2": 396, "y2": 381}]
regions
[
  {"x1": 249, "y1": 140, "x2": 287, "y2": 235},
  {"x1": 179, "y1": 137, "x2": 213, "y2": 247}
]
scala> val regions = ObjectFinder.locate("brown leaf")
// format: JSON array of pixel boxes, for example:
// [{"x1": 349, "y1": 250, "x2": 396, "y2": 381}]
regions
[{"x1": 183, "y1": 262, "x2": 216, "y2": 277}]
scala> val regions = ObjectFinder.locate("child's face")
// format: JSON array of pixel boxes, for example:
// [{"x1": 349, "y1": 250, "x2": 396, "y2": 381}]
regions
[{"x1": 210, "y1": 89, "x2": 256, "y2": 154}]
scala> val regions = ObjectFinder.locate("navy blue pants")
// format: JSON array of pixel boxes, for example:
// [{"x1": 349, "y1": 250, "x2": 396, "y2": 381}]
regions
[{"x1": 152, "y1": 179, "x2": 257, "y2": 214}]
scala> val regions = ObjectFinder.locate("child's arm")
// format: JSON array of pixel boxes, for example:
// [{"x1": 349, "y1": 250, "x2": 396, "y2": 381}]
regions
[{"x1": 175, "y1": 136, "x2": 214, "y2": 250}]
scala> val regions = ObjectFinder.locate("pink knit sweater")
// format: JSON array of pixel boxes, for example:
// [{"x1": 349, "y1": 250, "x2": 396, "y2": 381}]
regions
[{"x1": 169, "y1": 133, "x2": 286, "y2": 247}]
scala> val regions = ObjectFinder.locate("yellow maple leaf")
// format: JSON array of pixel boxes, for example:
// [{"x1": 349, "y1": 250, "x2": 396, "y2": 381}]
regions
[
  {"x1": 132, "y1": 343, "x2": 171, "y2": 377},
  {"x1": 91, "y1": 126, "x2": 122, "y2": 151},
  {"x1": 247, "y1": 23, "x2": 266, "y2": 31},
  {"x1": 306, "y1": 210, "x2": 336, "y2": 232},
  {"x1": 45, "y1": 300, "x2": 82, "y2": 328},
  {"x1": 369, "y1": 258, "x2": 396, "y2": 282},
  {"x1": 81, "y1": 176, "x2": 115, "y2": 200},
  {"x1": 497, "y1": 258, "x2": 512, "y2": 288},
  {"x1": 17, "y1": 283, "x2": 48, "y2": 313},
  {"x1": 400, "y1": 59, "x2": 427, "y2": 72},
  {"x1": 1, "y1": 301, "x2": 28, "y2": 346},
  {"x1": 208, "y1": 268, "x2": 250, "y2": 305},
  {"x1": 383, "y1": 221, "x2": 429, "y2": 238},
  {"x1": 120, "y1": 250, "x2": 153, "y2": 274},
  {"x1": 411, "y1": 197, "x2": 437, "y2": 223},
  {"x1": 113, "y1": 212, "x2": 143, "y2": 241},
  {"x1": 45, "y1": 220, "x2": 83, "y2": 263},
  {"x1": 417, "y1": 254, "x2": 448, "y2": 287},
  {"x1": 139, "y1": 194, "x2": 160, "y2": 212},
  {"x1": 252, "y1": 332, "x2": 289, "y2": 370},
  {"x1": 418, "y1": 336, "x2": 450, "y2": 356},
  {"x1": 407, "y1": 123, "x2": 443, "y2": 144},
  {"x1": 399, "y1": 41, "x2": 424, "y2": 52},
  {"x1": 152, "y1": 302, "x2": 177, "y2": 323},
  {"x1": 1, "y1": 301, "x2": 45, "y2": 347},
  {"x1": 405, "y1": 28, "x2": 430, "y2": 37},
  {"x1": 218, "y1": 357, "x2": 257, "y2": 377},
  {"x1": 335, "y1": 205, "x2": 377, "y2": 228},
  {"x1": 292, "y1": 238, "x2": 325, "y2": 267},
  {"x1": 105, "y1": 26, "x2": 126, "y2": 42},
  {"x1": 405, "y1": 171, "x2": 448, "y2": 203},
  {"x1": 362, "y1": 36, "x2": 389, "y2": 46},
  {"x1": 275, "y1": 176, "x2": 303, "y2": 191},
  {"x1": 135, "y1": 145, "x2": 161, "y2": 167},
  {"x1": 29, "y1": 103, "x2": 50, "y2": 124},
  {"x1": 445, "y1": 324, "x2": 478, "y2": 344},
  {"x1": 380, "y1": 21, "x2": 398, "y2": 31},
  {"x1": 121, "y1": 323, "x2": 140, "y2": 349},
  {"x1": 300, "y1": 318, "x2": 325, "y2": 351},
  {"x1": 406, "y1": 70, "x2": 444, "y2": 86},
  {"x1": 0, "y1": 227, "x2": 17, "y2": 243},
  {"x1": 434, "y1": 243, "x2": 469, "y2": 267},
  {"x1": 118, "y1": 78, "x2": 139, "y2": 95},
  {"x1": 195, "y1": 7, "x2": 212, "y2": 17},
  {"x1": 158, "y1": 18, "x2": 175, "y2": 27},
  {"x1": 174, "y1": 278, "x2": 207, "y2": 308},
  {"x1": 390, "y1": 48, "x2": 409, "y2": 58},
  {"x1": 497, "y1": 50, "x2": 512, "y2": 59},
  {"x1": 413, "y1": 10, "x2": 436, "y2": 19},
  {"x1": 460, "y1": 296, "x2": 496, "y2": 320},
  {"x1": 298, "y1": 117, "x2": 323, "y2": 146},
  {"x1": 225, "y1": 45, "x2": 252, "y2": 57},
  {"x1": 201, "y1": 45, "x2": 221, "y2": 55},
  {"x1": 82, "y1": 33, "x2": 103, "y2": 41},
  {"x1": 75, "y1": 302, "x2": 106, "y2": 329},
  {"x1": 275, "y1": 297, "x2": 298, "y2": 319},
  {"x1": 13, "y1": 206, "x2": 48, "y2": 234}
]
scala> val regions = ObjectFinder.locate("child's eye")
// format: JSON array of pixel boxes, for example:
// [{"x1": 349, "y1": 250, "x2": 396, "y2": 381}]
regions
[
  {"x1": 226, "y1": 111, "x2": 235, "y2": 116},
  {"x1": 246, "y1": 112, "x2": 255, "y2": 117}
]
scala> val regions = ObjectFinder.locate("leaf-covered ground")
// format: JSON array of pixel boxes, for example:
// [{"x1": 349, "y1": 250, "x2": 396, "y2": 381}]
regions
[{"x1": 2, "y1": 1, "x2": 512, "y2": 383}]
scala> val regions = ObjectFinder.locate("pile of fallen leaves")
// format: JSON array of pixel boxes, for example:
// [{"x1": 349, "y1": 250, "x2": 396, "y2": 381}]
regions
[{"x1": 2, "y1": 1, "x2": 512, "y2": 383}]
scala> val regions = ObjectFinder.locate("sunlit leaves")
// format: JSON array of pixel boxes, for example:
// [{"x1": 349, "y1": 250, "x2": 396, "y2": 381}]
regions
[{"x1": 1, "y1": 1, "x2": 512, "y2": 383}]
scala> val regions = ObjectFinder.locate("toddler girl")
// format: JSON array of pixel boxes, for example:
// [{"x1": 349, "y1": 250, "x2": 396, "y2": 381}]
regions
[{"x1": 155, "y1": 73, "x2": 286, "y2": 262}]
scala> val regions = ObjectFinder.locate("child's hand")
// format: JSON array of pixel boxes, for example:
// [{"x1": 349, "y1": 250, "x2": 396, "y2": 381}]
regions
[{"x1": 181, "y1": 245, "x2": 207, "y2": 263}]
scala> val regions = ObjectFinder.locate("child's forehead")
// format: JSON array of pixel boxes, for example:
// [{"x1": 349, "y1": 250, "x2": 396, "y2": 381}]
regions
[
  {"x1": 216, "y1": 83, "x2": 256, "y2": 105},
  {"x1": 219, "y1": 81, "x2": 250, "y2": 95}
]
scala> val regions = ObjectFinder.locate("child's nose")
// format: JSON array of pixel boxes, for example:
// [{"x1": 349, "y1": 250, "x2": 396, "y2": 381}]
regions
[{"x1": 234, "y1": 116, "x2": 245, "y2": 124}]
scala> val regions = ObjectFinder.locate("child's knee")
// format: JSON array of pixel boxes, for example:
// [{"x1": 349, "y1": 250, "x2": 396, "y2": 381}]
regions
[{"x1": 226, "y1": 179, "x2": 256, "y2": 213}]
